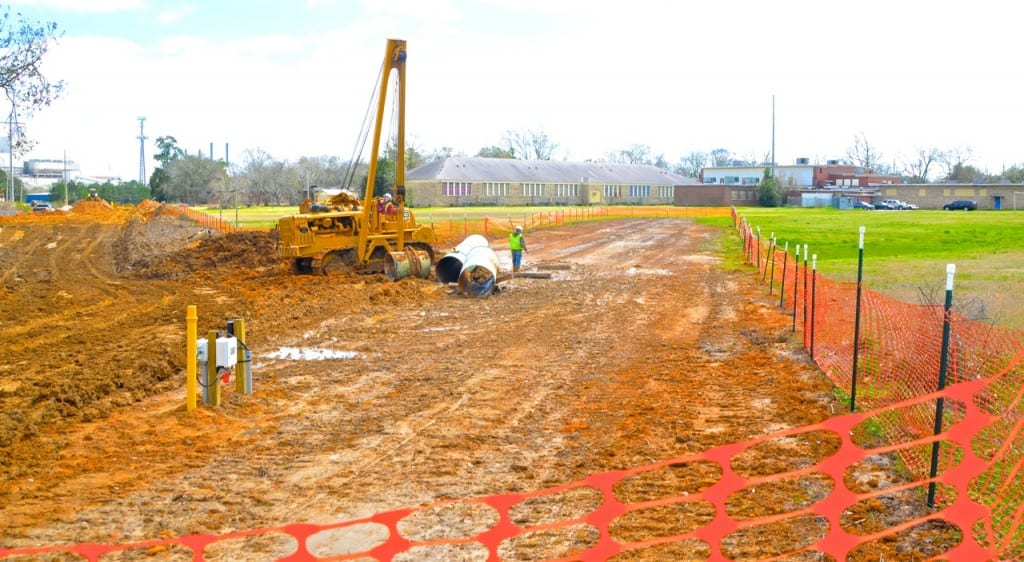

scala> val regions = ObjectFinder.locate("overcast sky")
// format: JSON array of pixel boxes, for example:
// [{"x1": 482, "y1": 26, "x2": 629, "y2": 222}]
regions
[{"x1": 6, "y1": 0, "x2": 1023, "y2": 180}]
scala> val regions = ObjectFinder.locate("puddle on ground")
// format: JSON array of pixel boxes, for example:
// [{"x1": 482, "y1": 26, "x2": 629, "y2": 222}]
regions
[{"x1": 267, "y1": 347, "x2": 361, "y2": 361}]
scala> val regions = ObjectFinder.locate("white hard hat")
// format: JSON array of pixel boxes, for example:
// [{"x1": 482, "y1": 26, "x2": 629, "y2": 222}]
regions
[
  {"x1": 514, "y1": 225, "x2": 522, "y2": 232},
  {"x1": 383, "y1": 193, "x2": 392, "y2": 200}
]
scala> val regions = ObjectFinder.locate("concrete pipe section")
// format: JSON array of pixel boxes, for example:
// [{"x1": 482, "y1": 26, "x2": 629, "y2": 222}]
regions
[
  {"x1": 384, "y1": 247, "x2": 432, "y2": 281},
  {"x1": 457, "y1": 245, "x2": 500, "y2": 296},
  {"x1": 435, "y1": 234, "x2": 490, "y2": 284}
]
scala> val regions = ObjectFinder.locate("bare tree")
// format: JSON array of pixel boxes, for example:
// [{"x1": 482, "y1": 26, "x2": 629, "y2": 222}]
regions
[
  {"x1": 939, "y1": 145, "x2": 974, "y2": 180},
  {"x1": 503, "y1": 129, "x2": 559, "y2": 160},
  {"x1": 237, "y1": 148, "x2": 298, "y2": 205},
  {"x1": 606, "y1": 143, "x2": 654, "y2": 165},
  {"x1": 709, "y1": 148, "x2": 732, "y2": 166},
  {"x1": 676, "y1": 151, "x2": 707, "y2": 178},
  {"x1": 902, "y1": 147, "x2": 945, "y2": 183},
  {"x1": 845, "y1": 132, "x2": 885, "y2": 171}
]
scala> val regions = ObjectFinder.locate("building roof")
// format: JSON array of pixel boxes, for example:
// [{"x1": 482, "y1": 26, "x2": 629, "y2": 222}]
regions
[{"x1": 408, "y1": 157, "x2": 699, "y2": 185}]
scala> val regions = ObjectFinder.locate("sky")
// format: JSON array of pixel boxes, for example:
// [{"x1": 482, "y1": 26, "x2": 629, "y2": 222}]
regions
[{"x1": 4, "y1": 0, "x2": 1023, "y2": 181}]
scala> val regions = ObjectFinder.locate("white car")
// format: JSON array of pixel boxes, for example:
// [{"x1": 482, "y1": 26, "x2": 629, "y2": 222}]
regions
[{"x1": 879, "y1": 199, "x2": 916, "y2": 210}]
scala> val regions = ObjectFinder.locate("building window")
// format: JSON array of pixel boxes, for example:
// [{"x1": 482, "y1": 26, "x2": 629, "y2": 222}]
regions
[
  {"x1": 603, "y1": 184, "x2": 621, "y2": 198},
  {"x1": 485, "y1": 182, "x2": 509, "y2": 196},
  {"x1": 723, "y1": 176, "x2": 740, "y2": 185},
  {"x1": 659, "y1": 186, "x2": 673, "y2": 198},
  {"x1": 522, "y1": 183, "x2": 544, "y2": 197},
  {"x1": 628, "y1": 185, "x2": 651, "y2": 197},
  {"x1": 704, "y1": 176, "x2": 717, "y2": 184},
  {"x1": 442, "y1": 181, "x2": 471, "y2": 196},
  {"x1": 554, "y1": 183, "x2": 579, "y2": 197},
  {"x1": 741, "y1": 177, "x2": 759, "y2": 185}
]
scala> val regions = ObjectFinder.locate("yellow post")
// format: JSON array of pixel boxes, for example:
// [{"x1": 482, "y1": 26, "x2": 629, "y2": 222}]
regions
[
  {"x1": 186, "y1": 306, "x2": 197, "y2": 411},
  {"x1": 207, "y1": 330, "x2": 221, "y2": 407},
  {"x1": 234, "y1": 318, "x2": 249, "y2": 395}
]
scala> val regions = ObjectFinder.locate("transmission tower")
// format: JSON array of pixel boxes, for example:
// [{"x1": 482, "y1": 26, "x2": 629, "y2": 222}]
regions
[{"x1": 137, "y1": 116, "x2": 147, "y2": 184}]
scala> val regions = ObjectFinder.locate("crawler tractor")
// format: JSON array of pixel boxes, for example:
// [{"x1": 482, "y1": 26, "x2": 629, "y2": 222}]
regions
[{"x1": 275, "y1": 38, "x2": 435, "y2": 279}]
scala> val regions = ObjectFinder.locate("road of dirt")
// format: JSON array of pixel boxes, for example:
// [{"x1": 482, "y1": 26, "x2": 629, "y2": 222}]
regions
[{"x1": 0, "y1": 205, "x2": 955, "y2": 560}]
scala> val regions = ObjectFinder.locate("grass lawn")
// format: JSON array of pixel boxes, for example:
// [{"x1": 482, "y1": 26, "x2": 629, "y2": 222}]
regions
[{"x1": 707, "y1": 207, "x2": 1024, "y2": 329}]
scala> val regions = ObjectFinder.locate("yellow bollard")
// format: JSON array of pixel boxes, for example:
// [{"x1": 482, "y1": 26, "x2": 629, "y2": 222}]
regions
[
  {"x1": 186, "y1": 306, "x2": 197, "y2": 411},
  {"x1": 234, "y1": 318, "x2": 250, "y2": 395},
  {"x1": 207, "y1": 330, "x2": 221, "y2": 407}
]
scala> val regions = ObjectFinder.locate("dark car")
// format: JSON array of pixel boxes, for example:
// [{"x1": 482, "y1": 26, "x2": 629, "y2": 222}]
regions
[
  {"x1": 943, "y1": 200, "x2": 977, "y2": 211},
  {"x1": 873, "y1": 200, "x2": 899, "y2": 210},
  {"x1": 853, "y1": 200, "x2": 875, "y2": 210}
]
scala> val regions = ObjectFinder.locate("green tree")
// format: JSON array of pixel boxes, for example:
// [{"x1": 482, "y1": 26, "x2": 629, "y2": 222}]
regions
[
  {"x1": 757, "y1": 168, "x2": 782, "y2": 207},
  {"x1": 0, "y1": 8, "x2": 64, "y2": 153},
  {"x1": 998, "y1": 165, "x2": 1024, "y2": 183},
  {"x1": 164, "y1": 155, "x2": 226, "y2": 205},
  {"x1": 944, "y1": 162, "x2": 988, "y2": 184},
  {"x1": 150, "y1": 136, "x2": 186, "y2": 202},
  {"x1": 476, "y1": 145, "x2": 515, "y2": 158}
]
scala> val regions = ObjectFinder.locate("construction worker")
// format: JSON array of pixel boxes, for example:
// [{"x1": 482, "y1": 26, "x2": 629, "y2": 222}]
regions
[
  {"x1": 377, "y1": 193, "x2": 397, "y2": 215},
  {"x1": 509, "y1": 225, "x2": 527, "y2": 272}
]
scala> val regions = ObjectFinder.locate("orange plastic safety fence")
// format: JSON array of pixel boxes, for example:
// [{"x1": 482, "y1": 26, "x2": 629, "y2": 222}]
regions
[
  {"x1": 4, "y1": 368, "x2": 1020, "y2": 560},
  {"x1": 176, "y1": 205, "x2": 237, "y2": 234},
  {"x1": 733, "y1": 210, "x2": 1024, "y2": 559}
]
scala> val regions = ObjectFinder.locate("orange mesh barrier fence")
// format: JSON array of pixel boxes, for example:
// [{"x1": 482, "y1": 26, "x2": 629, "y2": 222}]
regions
[
  {"x1": 733, "y1": 207, "x2": 1024, "y2": 559},
  {"x1": 176, "y1": 205, "x2": 238, "y2": 234},
  {"x1": 3, "y1": 372, "x2": 1020, "y2": 560}
]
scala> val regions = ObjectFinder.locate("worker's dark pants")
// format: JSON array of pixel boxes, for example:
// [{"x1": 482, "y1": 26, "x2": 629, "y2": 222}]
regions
[{"x1": 511, "y1": 250, "x2": 523, "y2": 271}]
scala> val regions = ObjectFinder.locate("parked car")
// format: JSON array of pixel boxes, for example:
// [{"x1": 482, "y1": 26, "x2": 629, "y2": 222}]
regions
[
  {"x1": 943, "y1": 199, "x2": 977, "y2": 211},
  {"x1": 878, "y1": 199, "x2": 914, "y2": 210},
  {"x1": 853, "y1": 200, "x2": 875, "y2": 210},
  {"x1": 874, "y1": 200, "x2": 899, "y2": 210},
  {"x1": 31, "y1": 202, "x2": 55, "y2": 212}
]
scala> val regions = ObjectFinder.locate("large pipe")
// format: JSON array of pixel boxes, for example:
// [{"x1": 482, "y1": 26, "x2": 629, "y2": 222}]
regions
[
  {"x1": 385, "y1": 247, "x2": 432, "y2": 281},
  {"x1": 457, "y1": 245, "x2": 499, "y2": 297},
  {"x1": 436, "y1": 234, "x2": 490, "y2": 284}
]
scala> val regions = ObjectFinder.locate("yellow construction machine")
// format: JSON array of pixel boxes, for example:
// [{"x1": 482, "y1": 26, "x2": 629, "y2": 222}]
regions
[{"x1": 275, "y1": 39, "x2": 435, "y2": 280}]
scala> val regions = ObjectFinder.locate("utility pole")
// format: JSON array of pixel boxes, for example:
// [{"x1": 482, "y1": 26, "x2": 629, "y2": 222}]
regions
[{"x1": 137, "y1": 117, "x2": 147, "y2": 185}]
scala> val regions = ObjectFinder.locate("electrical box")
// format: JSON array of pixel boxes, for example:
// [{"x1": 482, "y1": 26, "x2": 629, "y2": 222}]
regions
[{"x1": 196, "y1": 336, "x2": 238, "y2": 368}]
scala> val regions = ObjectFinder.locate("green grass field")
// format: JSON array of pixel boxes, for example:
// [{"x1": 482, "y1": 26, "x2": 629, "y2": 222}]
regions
[
  {"x1": 197, "y1": 204, "x2": 1024, "y2": 328},
  {"x1": 706, "y1": 207, "x2": 1024, "y2": 329}
]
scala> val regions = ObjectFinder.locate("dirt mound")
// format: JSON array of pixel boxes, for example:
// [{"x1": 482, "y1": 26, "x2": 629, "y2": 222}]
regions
[
  {"x1": 112, "y1": 213, "x2": 218, "y2": 276},
  {"x1": 133, "y1": 230, "x2": 283, "y2": 280},
  {"x1": 72, "y1": 198, "x2": 113, "y2": 214}
]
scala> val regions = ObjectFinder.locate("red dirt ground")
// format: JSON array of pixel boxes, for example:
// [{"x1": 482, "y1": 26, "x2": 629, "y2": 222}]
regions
[{"x1": 0, "y1": 204, "x2": 957, "y2": 560}]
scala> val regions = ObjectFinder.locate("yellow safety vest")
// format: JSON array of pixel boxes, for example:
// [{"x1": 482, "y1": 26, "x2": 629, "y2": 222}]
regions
[{"x1": 509, "y1": 232, "x2": 524, "y2": 250}]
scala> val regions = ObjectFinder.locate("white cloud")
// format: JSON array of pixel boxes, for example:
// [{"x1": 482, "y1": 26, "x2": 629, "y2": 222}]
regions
[{"x1": 156, "y1": 5, "x2": 195, "y2": 24}]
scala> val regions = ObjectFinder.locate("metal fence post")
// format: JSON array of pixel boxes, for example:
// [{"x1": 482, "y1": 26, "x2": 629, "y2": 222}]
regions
[
  {"x1": 927, "y1": 264, "x2": 956, "y2": 507},
  {"x1": 811, "y1": 255, "x2": 817, "y2": 359},
  {"x1": 851, "y1": 226, "x2": 866, "y2": 412}
]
